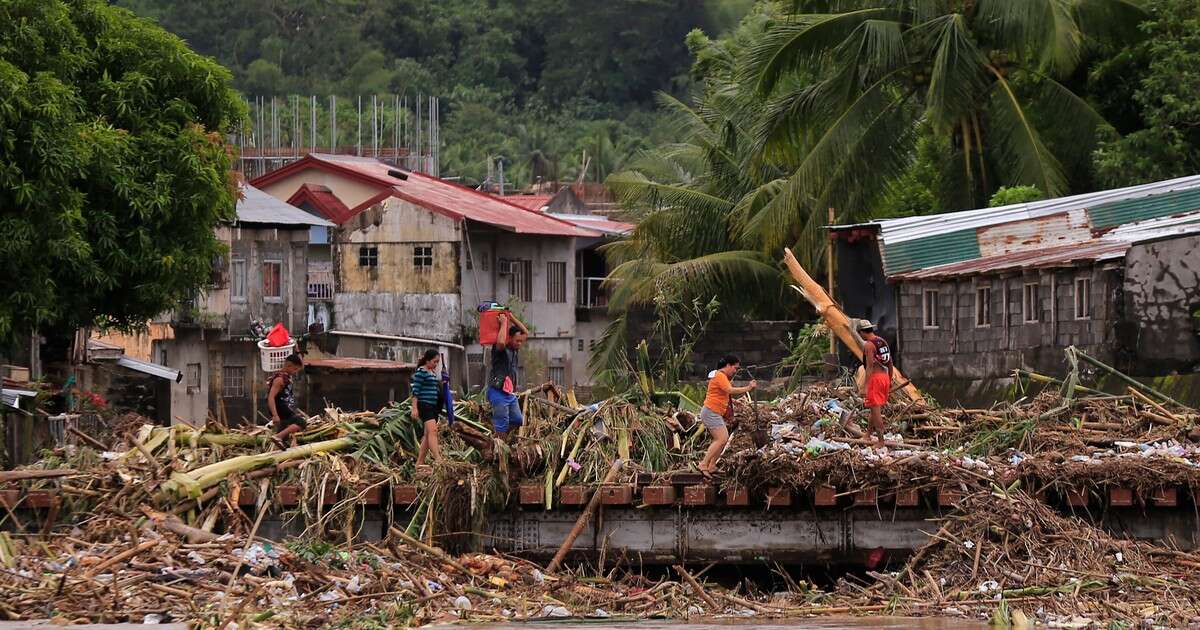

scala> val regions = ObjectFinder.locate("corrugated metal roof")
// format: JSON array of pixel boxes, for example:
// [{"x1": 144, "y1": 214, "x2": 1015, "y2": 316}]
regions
[
  {"x1": 548, "y1": 213, "x2": 634, "y2": 236},
  {"x1": 893, "y1": 241, "x2": 1130, "y2": 281},
  {"x1": 1089, "y1": 186, "x2": 1200, "y2": 229},
  {"x1": 1, "y1": 387, "x2": 37, "y2": 410},
  {"x1": 881, "y1": 229, "x2": 981, "y2": 276},
  {"x1": 238, "y1": 184, "x2": 334, "y2": 227},
  {"x1": 832, "y1": 174, "x2": 1200, "y2": 275},
  {"x1": 503, "y1": 195, "x2": 554, "y2": 211},
  {"x1": 265, "y1": 155, "x2": 599, "y2": 237},
  {"x1": 116, "y1": 356, "x2": 183, "y2": 382},
  {"x1": 305, "y1": 357, "x2": 415, "y2": 371},
  {"x1": 287, "y1": 183, "x2": 352, "y2": 223},
  {"x1": 894, "y1": 209, "x2": 1200, "y2": 281}
]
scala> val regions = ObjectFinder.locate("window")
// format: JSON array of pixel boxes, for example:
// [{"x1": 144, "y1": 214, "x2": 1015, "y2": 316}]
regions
[
  {"x1": 975, "y1": 286, "x2": 992, "y2": 327},
  {"x1": 413, "y1": 245, "x2": 433, "y2": 270},
  {"x1": 547, "y1": 261, "x2": 567, "y2": 303},
  {"x1": 263, "y1": 260, "x2": 283, "y2": 301},
  {"x1": 547, "y1": 366, "x2": 565, "y2": 385},
  {"x1": 588, "y1": 339, "x2": 597, "y2": 351},
  {"x1": 481, "y1": 249, "x2": 490, "y2": 272},
  {"x1": 222, "y1": 366, "x2": 246, "y2": 398},
  {"x1": 1023, "y1": 283, "x2": 1040, "y2": 323},
  {"x1": 231, "y1": 258, "x2": 247, "y2": 302},
  {"x1": 186, "y1": 363, "x2": 201, "y2": 394},
  {"x1": 1074, "y1": 277, "x2": 1092, "y2": 320},
  {"x1": 922, "y1": 289, "x2": 939, "y2": 328},
  {"x1": 358, "y1": 246, "x2": 378, "y2": 268},
  {"x1": 509, "y1": 259, "x2": 532, "y2": 302},
  {"x1": 577, "y1": 339, "x2": 584, "y2": 352}
]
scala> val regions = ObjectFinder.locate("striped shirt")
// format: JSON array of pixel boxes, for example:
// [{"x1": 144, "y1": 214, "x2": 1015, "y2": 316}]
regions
[{"x1": 411, "y1": 367, "x2": 440, "y2": 405}]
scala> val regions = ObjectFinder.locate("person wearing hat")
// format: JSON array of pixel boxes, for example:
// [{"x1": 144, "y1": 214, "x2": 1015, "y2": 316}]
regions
[{"x1": 859, "y1": 320, "x2": 893, "y2": 448}]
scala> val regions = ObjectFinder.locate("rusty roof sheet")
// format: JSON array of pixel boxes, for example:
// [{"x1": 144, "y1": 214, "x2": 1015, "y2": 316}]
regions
[
  {"x1": 502, "y1": 194, "x2": 554, "y2": 211},
  {"x1": 892, "y1": 241, "x2": 1131, "y2": 281},
  {"x1": 304, "y1": 357, "x2": 415, "y2": 371},
  {"x1": 296, "y1": 155, "x2": 599, "y2": 237}
]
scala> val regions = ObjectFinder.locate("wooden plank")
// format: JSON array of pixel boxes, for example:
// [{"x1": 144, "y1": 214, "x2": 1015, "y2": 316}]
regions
[
  {"x1": 894, "y1": 487, "x2": 919, "y2": 507},
  {"x1": 724, "y1": 486, "x2": 750, "y2": 507},
  {"x1": 518, "y1": 483, "x2": 545, "y2": 506},
  {"x1": 766, "y1": 487, "x2": 792, "y2": 508},
  {"x1": 1108, "y1": 486, "x2": 1134, "y2": 508},
  {"x1": 813, "y1": 485, "x2": 837, "y2": 507},
  {"x1": 559, "y1": 485, "x2": 587, "y2": 506},
  {"x1": 682, "y1": 485, "x2": 715, "y2": 506},
  {"x1": 1151, "y1": 487, "x2": 1178, "y2": 508},
  {"x1": 937, "y1": 486, "x2": 962, "y2": 507},
  {"x1": 1066, "y1": 489, "x2": 1089, "y2": 507},
  {"x1": 854, "y1": 488, "x2": 878, "y2": 507},
  {"x1": 642, "y1": 485, "x2": 677, "y2": 506},
  {"x1": 393, "y1": 484, "x2": 419, "y2": 506},
  {"x1": 599, "y1": 484, "x2": 633, "y2": 506}
]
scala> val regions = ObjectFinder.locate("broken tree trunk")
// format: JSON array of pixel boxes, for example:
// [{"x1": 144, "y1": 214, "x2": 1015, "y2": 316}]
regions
[
  {"x1": 782, "y1": 248, "x2": 923, "y2": 404},
  {"x1": 547, "y1": 458, "x2": 625, "y2": 573}
]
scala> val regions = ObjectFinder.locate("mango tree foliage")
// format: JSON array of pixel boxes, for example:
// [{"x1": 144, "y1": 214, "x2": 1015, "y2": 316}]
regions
[{"x1": 0, "y1": 0, "x2": 245, "y2": 346}]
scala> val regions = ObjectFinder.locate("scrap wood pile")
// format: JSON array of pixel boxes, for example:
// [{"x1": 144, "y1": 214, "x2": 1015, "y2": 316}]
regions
[
  {"x1": 842, "y1": 489, "x2": 1200, "y2": 627},
  {"x1": 0, "y1": 513, "x2": 824, "y2": 626}
]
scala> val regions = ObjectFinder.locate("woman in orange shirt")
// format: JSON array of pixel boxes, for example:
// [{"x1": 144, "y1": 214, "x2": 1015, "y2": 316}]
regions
[{"x1": 698, "y1": 354, "x2": 757, "y2": 477}]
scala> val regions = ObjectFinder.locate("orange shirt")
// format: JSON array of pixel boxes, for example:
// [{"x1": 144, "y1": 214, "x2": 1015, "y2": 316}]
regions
[{"x1": 703, "y1": 370, "x2": 733, "y2": 415}]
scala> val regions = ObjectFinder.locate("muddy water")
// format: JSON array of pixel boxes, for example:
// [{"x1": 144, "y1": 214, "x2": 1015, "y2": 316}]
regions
[{"x1": 455, "y1": 618, "x2": 985, "y2": 630}]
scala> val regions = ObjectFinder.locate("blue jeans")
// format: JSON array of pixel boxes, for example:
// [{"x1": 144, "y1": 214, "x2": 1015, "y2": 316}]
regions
[{"x1": 487, "y1": 387, "x2": 523, "y2": 434}]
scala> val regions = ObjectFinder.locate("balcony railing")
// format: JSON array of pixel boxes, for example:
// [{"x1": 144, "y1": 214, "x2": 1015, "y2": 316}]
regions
[
  {"x1": 577, "y1": 277, "x2": 608, "y2": 308},
  {"x1": 307, "y1": 265, "x2": 334, "y2": 301}
]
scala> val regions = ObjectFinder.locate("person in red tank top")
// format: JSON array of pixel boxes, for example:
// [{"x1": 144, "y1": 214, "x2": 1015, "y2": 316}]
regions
[{"x1": 859, "y1": 320, "x2": 893, "y2": 449}]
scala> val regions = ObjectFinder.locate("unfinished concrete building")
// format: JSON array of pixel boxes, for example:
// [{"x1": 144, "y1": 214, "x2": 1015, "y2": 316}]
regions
[{"x1": 831, "y1": 176, "x2": 1200, "y2": 389}]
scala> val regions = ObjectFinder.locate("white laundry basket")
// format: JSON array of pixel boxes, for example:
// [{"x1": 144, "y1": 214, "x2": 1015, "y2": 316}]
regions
[{"x1": 258, "y1": 338, "x2": 296, "y2": 372}]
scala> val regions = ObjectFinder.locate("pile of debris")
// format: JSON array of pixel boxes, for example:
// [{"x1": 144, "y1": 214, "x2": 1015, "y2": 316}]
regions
[{"x1": 843, "y1": 489, "x2": 1200, "y2": 627}]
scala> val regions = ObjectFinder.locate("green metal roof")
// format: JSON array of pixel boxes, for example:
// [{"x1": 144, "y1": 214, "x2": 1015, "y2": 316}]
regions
[
  {"x1": 881, "y1": 229, "x2": 981, "y2": 276},
  {"x1": 1089, "y1": 186, "x2": 1200, "y2": 229}
]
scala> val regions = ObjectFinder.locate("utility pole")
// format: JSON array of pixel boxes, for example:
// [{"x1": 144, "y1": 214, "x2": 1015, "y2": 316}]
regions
[{"x1": 827, "y1": 207, "x2": 836, "y2": 355}]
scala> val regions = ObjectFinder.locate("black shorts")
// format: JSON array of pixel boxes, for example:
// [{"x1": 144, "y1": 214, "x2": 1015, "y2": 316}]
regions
[
  {"x1": 276, "y1": 414, "x2": 306, "y2": 431},
  {"x1": 417, "y1": 402, "x2": 441, "y2": 422}
]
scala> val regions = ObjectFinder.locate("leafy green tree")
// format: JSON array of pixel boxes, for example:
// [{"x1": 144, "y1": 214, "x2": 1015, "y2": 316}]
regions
[
  {"x1": 745, "y1": 0, "x2": 1145, "y2": 254},
  {"x1": 1091, "y1": 0, "x2": 1200, "y2": 187},
  {"x1": 0, "y1": 0, "x2": 245, "y2": 346},
  {"x1": 989, "y1": 185, "x2": 1046, "y2": 207}
]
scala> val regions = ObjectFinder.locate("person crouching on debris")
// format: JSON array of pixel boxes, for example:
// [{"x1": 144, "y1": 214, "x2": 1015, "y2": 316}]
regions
[
  {"x1": 411, "y1": 349, "x2": 444, "y2": 466},
  {"x1": 488, "y1": 313, "x2": 529, "y2": 440},
  {"x1": 859, "y1": 320, "x2": 893, "y2": 449},
  {"x1": 698, "y1": 355, "x2": 757, "y2": 478},
  {"x1": 268, "y1": 353, "x2": 306, "y2": 448}
]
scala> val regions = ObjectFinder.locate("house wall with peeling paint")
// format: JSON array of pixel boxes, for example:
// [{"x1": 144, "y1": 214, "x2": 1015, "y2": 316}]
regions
[
  {"x1": 332, "y1": 197, "x2": 462, "y2": 341},
  {"x1": 1124, "y1": 235, "x2": 1200, "y2": 370}
]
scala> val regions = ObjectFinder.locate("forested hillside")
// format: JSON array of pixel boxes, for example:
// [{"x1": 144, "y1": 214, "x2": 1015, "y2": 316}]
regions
[{"x1": 113, "y1": 0, "x2": 754, "y2": 186}]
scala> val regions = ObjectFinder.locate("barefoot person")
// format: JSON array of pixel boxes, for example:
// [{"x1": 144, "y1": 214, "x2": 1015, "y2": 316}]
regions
[
  {"x1": 267, "y1": 354, "x2": 306, "y2": 447},
  {"x1": 859, "y1": 320, "x2": 893, "y2": 448},
  {"x1": 411, "y1": 349, "x2": 444, "y2": 466},
  {"x1": 488, "y1": 312, "x2": 529, "y2": 440},
  {"x1": 698, "y1": 355, "x2": 757, "y2": 477}
]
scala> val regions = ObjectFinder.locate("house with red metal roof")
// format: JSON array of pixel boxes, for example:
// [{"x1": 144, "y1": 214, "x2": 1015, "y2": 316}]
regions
[{"x1": 252, "y1": 154, "x2": 602, "y2": 388}]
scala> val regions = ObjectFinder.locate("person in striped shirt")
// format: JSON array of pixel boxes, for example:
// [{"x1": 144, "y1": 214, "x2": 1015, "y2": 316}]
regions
[{"x1": 410, "y1": 349, "x2": 443, "y2": 466}]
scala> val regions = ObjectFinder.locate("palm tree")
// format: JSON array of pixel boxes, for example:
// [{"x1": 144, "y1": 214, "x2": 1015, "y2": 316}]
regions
[
  {"x1": 744, "y1": 0, "x2": 1145, "y2": 253},
  {"x1": 603, "y1": 19, "x2": 790, "y2": 318}
]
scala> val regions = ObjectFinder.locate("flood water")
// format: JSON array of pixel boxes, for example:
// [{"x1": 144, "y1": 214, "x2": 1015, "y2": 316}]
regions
[{"x1": 451, "y1": 618, "x2": 985, "y2": 630}]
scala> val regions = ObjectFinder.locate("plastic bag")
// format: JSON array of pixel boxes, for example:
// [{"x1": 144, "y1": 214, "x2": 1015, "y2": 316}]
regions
[{"x1": 266, "y1": 323, "x2": 290, "y2": 347}]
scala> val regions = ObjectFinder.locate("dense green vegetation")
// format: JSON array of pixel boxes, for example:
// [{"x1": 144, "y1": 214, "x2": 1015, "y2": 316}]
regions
[
  {"x1": 112, "y1": 0, "x2": 755, "y2": 187},
  {"x1": 0, "y1": 0, "x2": 244, "y2": 347}
]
